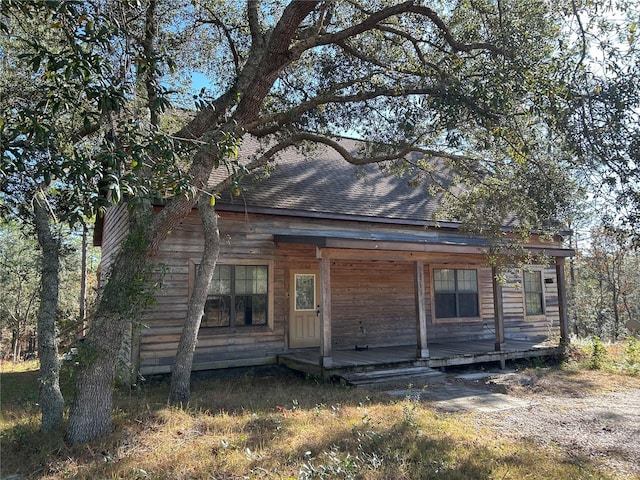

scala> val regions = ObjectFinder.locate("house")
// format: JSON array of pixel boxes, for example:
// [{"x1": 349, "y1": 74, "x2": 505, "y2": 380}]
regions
[{"x1": 96, "y1": 137, "x2": 572, "y2": 379}]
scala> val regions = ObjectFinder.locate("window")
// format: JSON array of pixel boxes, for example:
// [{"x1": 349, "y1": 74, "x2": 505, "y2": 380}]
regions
[
  {"x1": 524, "y1": 270, "x2": 544, "y2": 315},
  {"x1": 202, "y1": 265, "x2": 268, "y2": 327},
  {"x1": 294, "y1": 274, "x2": 316, "y2": 311},
  {"x1": 434, "y1": 268, "x2": 479, "y2": 319}
]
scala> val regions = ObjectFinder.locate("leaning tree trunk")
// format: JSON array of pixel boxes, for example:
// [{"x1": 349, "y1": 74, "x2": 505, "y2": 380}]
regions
[
  {"x1": 65, "y1": 211, "x2": 153, "y2": 443},
  {"x1": 33, "y1": 189, "x2": 64, "y2": 432},
  {"x1": 169, "y1": 198, "x2": 220, "y2": 405}
]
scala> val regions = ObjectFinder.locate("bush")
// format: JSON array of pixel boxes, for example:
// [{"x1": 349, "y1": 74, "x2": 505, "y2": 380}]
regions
[{"x1": 589, "y1": 336, "x2": 607, "y2": 370}]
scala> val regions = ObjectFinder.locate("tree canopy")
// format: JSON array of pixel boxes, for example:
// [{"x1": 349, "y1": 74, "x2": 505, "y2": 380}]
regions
[{"x1": 2, "y1": 0, "x2": 639, "y2": 443}]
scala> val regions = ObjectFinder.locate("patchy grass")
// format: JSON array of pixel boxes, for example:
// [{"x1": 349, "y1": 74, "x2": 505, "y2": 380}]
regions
[{"x1": 1, "y1": 343, "x2": 638, "y2": 480}]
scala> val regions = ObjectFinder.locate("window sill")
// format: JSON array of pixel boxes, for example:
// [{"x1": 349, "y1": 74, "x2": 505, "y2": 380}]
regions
[
  {"x1": 433, "y1": 316, "x2": 483, "y2": 325},
  {"x1": 199, "y1": 324, "x2": 273, "y2": 333}
]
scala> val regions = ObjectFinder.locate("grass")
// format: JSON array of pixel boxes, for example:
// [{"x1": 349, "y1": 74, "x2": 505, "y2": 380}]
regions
[{"x1": 1, "y1": 342, "x2": 638, "y2": 480}]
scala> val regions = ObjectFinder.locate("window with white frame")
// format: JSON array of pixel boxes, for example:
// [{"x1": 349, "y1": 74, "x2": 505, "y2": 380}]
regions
[
  {"x1": 202, "y1": 264, "x2": 268, "y2": 327},
  {"x1": 523, "y1": 270, "x2": 544, "y2": 315},
  {"x1": 433, "y1": 268, "x2": 479, "y2": 319}
]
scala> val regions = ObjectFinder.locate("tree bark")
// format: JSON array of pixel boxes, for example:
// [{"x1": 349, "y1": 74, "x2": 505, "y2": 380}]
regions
[
  {"x1": 33, "y1": 188, "x2": 64, "y2": 432},
  {"x1": 169, "y1": 198, "x2": 220, "y2": 405},
  {"x1": 65, "y1": 208, "x2": 153, "y2": 443}
]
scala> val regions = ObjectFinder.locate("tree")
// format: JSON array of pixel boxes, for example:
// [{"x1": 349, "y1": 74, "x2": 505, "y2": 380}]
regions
[
  {"x1": 560, "y1": 1, "x2": 640, "y2": 243},
  {"x1": 32, "y1": 188, "x2": 65, "y2": 432},
  {"x1": 0, "y1": 222, "x2": 40, "y2": 361},
  {"x1": 4, "y1": 0, "x2": 615, "y2": 442},
  {"x1": 573, "y1": 225, "x2": 640, "y2": 340}
]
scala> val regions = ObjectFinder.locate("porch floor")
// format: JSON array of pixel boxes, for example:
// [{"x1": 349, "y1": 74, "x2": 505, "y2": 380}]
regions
[{"x1": 278, "y1": 338, "x2": 563, "y2": 378}]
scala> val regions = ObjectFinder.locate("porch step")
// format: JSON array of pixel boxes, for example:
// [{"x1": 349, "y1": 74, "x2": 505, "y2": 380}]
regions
[{"x1": 339, "y1": 366, "x2": 445, "y2": 388}]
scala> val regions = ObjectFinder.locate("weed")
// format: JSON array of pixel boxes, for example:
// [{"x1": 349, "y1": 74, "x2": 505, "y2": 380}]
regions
[
  {"x1": 589, "y1": 336, "x2": 607, "y2": 369},
  {"x1": 623, "y1": 336, "x2": 640, "y2": 373}
]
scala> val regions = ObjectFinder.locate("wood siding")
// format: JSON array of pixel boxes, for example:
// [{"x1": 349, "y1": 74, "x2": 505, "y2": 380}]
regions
[{"x1": 98, "y1": 209, "x2": 563, "y2": 374}]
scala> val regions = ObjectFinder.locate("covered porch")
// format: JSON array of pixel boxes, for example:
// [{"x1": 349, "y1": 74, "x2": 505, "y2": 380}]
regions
[{"x1": 278, "y1": 338, "x2": 564, "y2": 378}]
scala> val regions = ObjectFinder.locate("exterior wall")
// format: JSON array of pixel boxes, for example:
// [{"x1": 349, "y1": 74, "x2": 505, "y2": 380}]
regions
[
  {"x1": 121, "y1": 210, "x2": 562, "y2": 374},
  {"x1": 502, "y1": 267, "x2": 560, "y2": 340},
  {"x1": 97, "y1": 202, "x2": 129, "y2": 285}
]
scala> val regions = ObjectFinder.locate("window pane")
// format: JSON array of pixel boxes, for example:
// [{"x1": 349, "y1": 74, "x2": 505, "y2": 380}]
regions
[
  {"x1": 251, "y1": 295, "x2": 267, "y2": 325},
  {"x1": 434, "y1": 269, "x2": 455, "y2": 292},
  {"x1": 457, "y1": 270, "x2": 478, "y2": 292},
  {"x1": 203, "y1": 296, "x2": 231, "y2": 327},
  {"x1": 458, "y1": 292, "x2": 479, "y2": 317},
  {"x1": 435, "y1": 292, "x2": 457, "y2": 318},
  {"x1": 211, "y1": 265, "x2": 232, "y2": 294},
  {"x1": 235, "y1": 265, "x2": 250, "y2": 294},
  {"x1": 295, "y1": 274, "x2": 316, "y2": 310},
  {"x1": 234, "y1": 295, "x2": 268, "y2": 326},
  {"x1": 254, "y1": 266, "x2": 268, "y2": 294},
  {"x1": 524, "y1": 271, "x2": 543, "y2": 315}
]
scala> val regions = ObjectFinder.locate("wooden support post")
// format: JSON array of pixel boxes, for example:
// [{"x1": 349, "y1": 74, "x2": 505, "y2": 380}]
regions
[
  {"x1": 492, "y1": 266, "x2": 506, "y2": 352},
  {"x1": 319, "y1": 253, "x2": 333, "y2": 368},
  {"x1": 414, "y1": 261, "x2": 429, "y2": 358},
  {"x1": 556, "y1": 257, "x2": 570, "y2": 346}
]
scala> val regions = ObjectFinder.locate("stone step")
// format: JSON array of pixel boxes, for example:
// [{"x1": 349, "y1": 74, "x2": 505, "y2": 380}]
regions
[{"x1": 340, "y1": 366, "x2": 445, "y2": 387}]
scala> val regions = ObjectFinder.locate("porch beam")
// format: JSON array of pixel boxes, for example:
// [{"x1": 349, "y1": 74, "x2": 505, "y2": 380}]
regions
[
  {"x1": 556, "y1": 257, "x2": 570, "y2": 345},
  {"x1": 319, "y1": 253, "x2": 333, "y2": 368},
  {"x1": 414, "y1": 261, "x2": 429, "y2": 358},
  {"x1": 318, "y1": 247, "x2": 486, "y2": 263},
  {"x1": 492, "y1": 266, "x2": 506, "y2": 351}
]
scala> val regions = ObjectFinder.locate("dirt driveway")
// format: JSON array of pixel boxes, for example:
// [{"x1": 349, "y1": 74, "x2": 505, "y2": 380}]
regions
[{"x1": 391, "y1": 367, "x2": 640, "y2": 478}]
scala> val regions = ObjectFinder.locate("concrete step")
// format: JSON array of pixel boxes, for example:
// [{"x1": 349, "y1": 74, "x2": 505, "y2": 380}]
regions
[{"x1": 340, "y1": 366, "x2": 445, "y2": 387}]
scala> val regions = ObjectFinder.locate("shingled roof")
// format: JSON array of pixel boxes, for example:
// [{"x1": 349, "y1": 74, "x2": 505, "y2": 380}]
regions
[{"x1": 216, "y1": 136, "x2": 454, "y2": 226}]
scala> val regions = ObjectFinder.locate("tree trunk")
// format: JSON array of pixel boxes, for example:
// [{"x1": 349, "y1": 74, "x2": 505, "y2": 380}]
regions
[
  {"x1": 79, "y1": 224, "x2": 88, "y2": 336},
  {"x1": 169, "y1": 198, "x2": 220, "y2": 405},
  {"x1": 33, "y1": 189, "x2": 64, "y2": 432},
  {"x1": 65, "y1": 209, "x2": 153, "y2": 443}
]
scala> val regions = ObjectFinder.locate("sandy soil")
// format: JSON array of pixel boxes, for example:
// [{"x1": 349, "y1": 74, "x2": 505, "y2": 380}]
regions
[{"x1": 464, "y1": 369, "x2": 640, "y2": 478}]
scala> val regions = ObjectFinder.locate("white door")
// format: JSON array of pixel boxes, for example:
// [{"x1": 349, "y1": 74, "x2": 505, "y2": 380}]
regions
[{"x1": 289, "y1": 270, "x2": 320, "y2": 348}]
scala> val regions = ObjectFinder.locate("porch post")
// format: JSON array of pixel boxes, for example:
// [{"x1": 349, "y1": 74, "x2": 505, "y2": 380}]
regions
[
  {"x1": 555, "y1": 257, "x2": 570, "y2": 346},
  {"x1": 492, "y1": 266, "x2": 506, "y2": 351},
  {"x1": 319, "y1": 252, "x2": 333, "y2": 368},
  {"x1": 414, "y1": 260, "x2": 429, "y2": 358}
]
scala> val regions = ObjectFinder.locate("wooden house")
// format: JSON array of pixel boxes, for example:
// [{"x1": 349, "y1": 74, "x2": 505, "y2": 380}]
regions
[{"x1": 96, "y1": 137, "x2": 572, "y2": 380}]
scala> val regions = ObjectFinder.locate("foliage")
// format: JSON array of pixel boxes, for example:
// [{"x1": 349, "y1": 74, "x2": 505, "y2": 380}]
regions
[
  {"x1": 560, "y1": 1, "x2": 640, "y2": 243},
  {"x1": 589, "y1": 336, "x2": 607, "y2": 370},
  {"x1": 571, "y1": 225, "x2": 640, "y2": 340},
  {"x1": 3, "y1": 0, "x2": 637, "y2": 442},
  {"x1": 0, "y1": 220, "x2": 99, "y2": 360},
  {"x1": 0, "y1": 223, "x2": 40, "y2": 360}
]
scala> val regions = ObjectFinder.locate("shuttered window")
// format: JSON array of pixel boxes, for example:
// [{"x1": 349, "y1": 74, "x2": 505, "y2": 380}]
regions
[
  {"x1": 202, "y1": 265, "x2": 268, "y2": 327},
  {"x1": 434, "y1": 268, "x2": 479, "y2": 319}
]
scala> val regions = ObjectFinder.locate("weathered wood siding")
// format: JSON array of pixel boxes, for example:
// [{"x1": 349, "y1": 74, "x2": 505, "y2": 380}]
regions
[
  {"x1": 502, "y1": 267, "x2": 560, "y2": 340},
  {"x1": 97, "y1": 202, "x2": 129, "y2": 285},
  {"x1": 129, "y1": 210, "x2": 562, "y2": 374}
]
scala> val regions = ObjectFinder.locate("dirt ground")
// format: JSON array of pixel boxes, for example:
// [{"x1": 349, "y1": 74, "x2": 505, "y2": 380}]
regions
[{"x1": 453, "y1": 368, "x2": 640, "y2": 478}]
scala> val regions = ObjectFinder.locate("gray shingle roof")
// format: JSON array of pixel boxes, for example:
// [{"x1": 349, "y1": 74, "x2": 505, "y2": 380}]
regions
[{"x1": 216, "y1": 136, "x2": 452, "y2": 225}]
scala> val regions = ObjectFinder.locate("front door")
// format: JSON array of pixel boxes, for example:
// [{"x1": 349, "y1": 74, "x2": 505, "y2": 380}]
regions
[{"x1": 289, "y1": 270, "x2": 320, "y2": 348}]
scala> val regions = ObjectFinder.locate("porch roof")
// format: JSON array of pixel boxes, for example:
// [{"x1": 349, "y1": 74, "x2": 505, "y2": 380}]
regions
[{"x1": 273, "y1": 228, "x2": 574, "y2": 257}]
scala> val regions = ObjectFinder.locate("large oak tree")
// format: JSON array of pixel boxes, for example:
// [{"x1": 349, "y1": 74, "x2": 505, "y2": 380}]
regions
[{"x1": 3, "y1": 0, "x2": 637, "y2": 442}]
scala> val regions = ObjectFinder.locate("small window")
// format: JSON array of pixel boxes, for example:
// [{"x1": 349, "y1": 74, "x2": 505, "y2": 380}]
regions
[
  {"x1": 295, "y1": 274, "x2": 316, "y2": 311},
  {"x1": 434, "y1": 268, "x2": 479, "y2": 319},
  {"x1": 203, "y1": 265, "x2": 268, "y2": 327},
  {"x1": 524, "y1": 270, "x2": 544, "y2": 315}
]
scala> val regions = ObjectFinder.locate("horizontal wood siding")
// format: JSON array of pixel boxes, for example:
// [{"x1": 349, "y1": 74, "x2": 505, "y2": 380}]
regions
[
  {"x1": 123, "y1": 210, "x2": 563, "y2": 373},
  {"x1": 139, "y1": 211, "x2": 282, "y2": 371},
  {"x1": 503, "y1": 267, "x2": 560, "y2": 340},
  {"x1": 330, "y1": 260, "x2": 416, "y2": 348}
]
